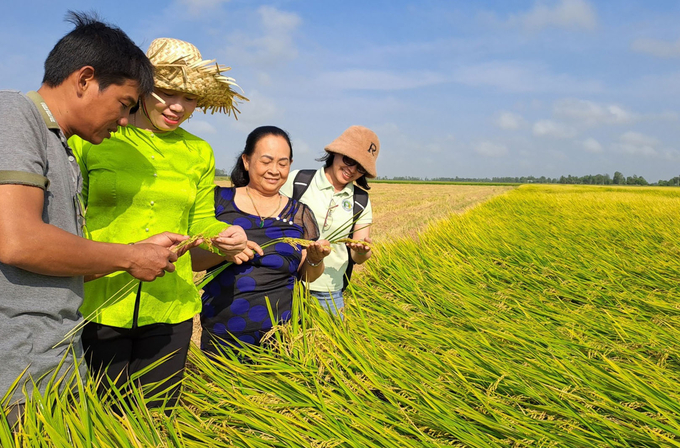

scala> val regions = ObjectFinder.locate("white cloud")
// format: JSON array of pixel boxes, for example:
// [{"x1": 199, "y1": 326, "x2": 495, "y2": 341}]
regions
[
  {"x1": 291, "y1": 138, "x2": 311, "y2": 156},
  {"x1": 582, "y1": 137, "x2": 603, "y2": 153},
  {"x1": 530, "y1": 99, "x2": 544, "y2": 110},
  {"x1": 548, "y1": 149, "x2": 568, "y2": 160},
  {"x1": 553, "y1": 98, "x2": 635, "y2": 127},
  {"x1": 533, "y1": 120, "x2": 577, "y2": 138},
  {"x1": 349, "y1": 38, "x2": 475, "y2": 62},
  {"x1": 230, "y1": 90, "x2": 279, "y2": 132},
  {"x1": 423, "y1": 143, "x2": 444, "y2": 154},
  {"x1": 662, "y1": 149, "x2": 680, "y2": 162},
  {"x1": 314, "y1": 69, "x2": 448, "y2": 91},
  {"x1": 647, "y1": 111, "x2": 680, "y2": 122},
  {"x1": 635, "y1": 72, "x2": 680, "y2": 96},
  {"x1": 508, "y1": 0, "x2": 597, "y2": 32},
  {"x1": 421, "y1": 135, "x2": 455, "y2": 155},
  {"x1": 474, "y1": 141, "x2": 509, "y2": 157},
  {"x1": 256, "y1": 72, "x2": 272, "y2": 86},
  {"x1": 496, "y1": 112, "x2": 525, "y2": 130},
  {"x1": 551, "y1": 99, "x2": 675, "y2": 127},
  {"x1": 177, "y1": 0, "x2": 230, "y2": 11},
  {"x1": 631, "y1": 38, "x2": 680, "y2": 59},
  {"x1": 260, "y1": 5, "x2": 301, "y2": 34},
  {"x1": 182, "y1": 120, "x2": 217, "y2": 135},
  {"x1": 612, "y1": 131, "x2": 659, "y2": 157},
  {"x1": 224, "y1": 6, "x2": 301, "y2": 67},
  {"x1": 178, "y1": 0, "x2": 227, "y2": 5},
  {"x1": 620, "y1": 131, "x2": 658, "y2": 147},
  {"x1": 368, "y1": 124, "x2": 462, "y2": 177},
  {"x1": 255, "y1": 6, "x2": 300, "y2": 61},
  {"x1": 452, "y1": 61, "x2": 602, "y2": 94}
]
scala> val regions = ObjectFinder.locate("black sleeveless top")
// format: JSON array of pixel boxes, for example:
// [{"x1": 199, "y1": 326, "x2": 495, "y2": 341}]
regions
[{"x1": 200, "y1": 187, "x2": 319, "y2": 351}]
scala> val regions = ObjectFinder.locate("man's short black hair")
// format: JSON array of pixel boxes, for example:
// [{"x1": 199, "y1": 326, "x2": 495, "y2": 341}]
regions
[{"x1": 42, "y1": 11, "x2": 154, "y2": 95}]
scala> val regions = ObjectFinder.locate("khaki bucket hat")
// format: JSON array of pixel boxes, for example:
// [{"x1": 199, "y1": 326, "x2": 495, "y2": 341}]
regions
[
  {"x1": 146, "y1": 38, "x2": 248, "y2": 116},
  {"x1": 324, "y1": 126, "x2": 380, "y2": 178}
]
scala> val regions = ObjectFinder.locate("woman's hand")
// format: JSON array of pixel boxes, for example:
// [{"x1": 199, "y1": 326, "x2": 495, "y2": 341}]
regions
[
  {"x1": 298, "y1": 240, "x2": 331, "y2": 282},
  {"x1": 226, "y1": 240, "x2": 264, "y2": 265},
  {"x1": 306, "y1": 239, "x2": 332, "y2": 265},
  {"x1": 213, "y1": 225, "x2": 247, "y2": 257},
  {"x1": 346, "y1": 236, "x2": 371, "y2": 254},
  {"x1": 348, "y1": 236, "x2": 372, "y2": 264}
]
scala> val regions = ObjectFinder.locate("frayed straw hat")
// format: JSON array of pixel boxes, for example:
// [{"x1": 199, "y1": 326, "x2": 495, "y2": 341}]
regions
[
  {"x1": 146, "y1": 38, "x2": 248, "y2": 116},
  {"x1": 325, "y1": 126, "x2": 380, "y2": 178}
]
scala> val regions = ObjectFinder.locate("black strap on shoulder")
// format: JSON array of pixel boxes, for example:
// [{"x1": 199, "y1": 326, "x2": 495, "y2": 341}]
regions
[
  {"x1": 292, "y1": 169, "x2": 316, "y2": 201},
  {"x1": 351, "y1": 187, "x2": 369, "y2": 232},
  {"x1": 343, "y1": 186, "x2": 369, "y2": 291}
]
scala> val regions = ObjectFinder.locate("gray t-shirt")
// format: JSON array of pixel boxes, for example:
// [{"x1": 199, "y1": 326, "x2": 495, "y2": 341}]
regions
[{"x1": 0, "y1": 90, "x2": 85, "y2": 404}]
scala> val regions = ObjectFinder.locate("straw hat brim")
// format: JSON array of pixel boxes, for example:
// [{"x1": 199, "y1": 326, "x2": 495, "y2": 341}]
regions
[{"x1": 148, "y1": 38, "x2": 248, "y2": 116}]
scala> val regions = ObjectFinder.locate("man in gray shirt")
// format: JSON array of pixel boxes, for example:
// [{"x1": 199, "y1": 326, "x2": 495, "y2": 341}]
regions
[{"x1": 0, "y1": 12, "x2": 246, "y2": 422}]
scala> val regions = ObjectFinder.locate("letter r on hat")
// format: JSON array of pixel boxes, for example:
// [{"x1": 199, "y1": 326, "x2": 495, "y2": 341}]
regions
[{"x1": 368, "y1": 142, "x2": 377, "y2": 156}]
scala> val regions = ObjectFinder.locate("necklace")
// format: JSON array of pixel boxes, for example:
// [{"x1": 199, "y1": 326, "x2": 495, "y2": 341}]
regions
[
  {"x1": 246, "y1": 186, "x2": 282, "y2": 228},
  {"x1": 139, "y1": 97, "x2": 165, "y2": 132}
]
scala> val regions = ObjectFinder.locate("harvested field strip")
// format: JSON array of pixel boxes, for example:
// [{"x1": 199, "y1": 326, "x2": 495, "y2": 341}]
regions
[{"x1": 365, "y1": 183, "x2": 513, "y2": 243}]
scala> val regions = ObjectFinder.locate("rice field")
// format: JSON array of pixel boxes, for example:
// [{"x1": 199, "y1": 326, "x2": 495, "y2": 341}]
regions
[{"x1": 3, "y1": 184, "x2": 680, "y2": 447}]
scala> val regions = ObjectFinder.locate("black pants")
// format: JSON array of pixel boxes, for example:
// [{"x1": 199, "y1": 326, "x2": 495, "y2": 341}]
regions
[{"x1": 81, "y1": 319, "x2": 193, "y2": 409}]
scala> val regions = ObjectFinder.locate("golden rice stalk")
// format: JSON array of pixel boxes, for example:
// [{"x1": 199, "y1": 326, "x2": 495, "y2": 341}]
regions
[
  {"x1": 334, "y1": 238, "x2": 372, "y2": 249},
  {"x1": 171, "y1": 234, "x2": 204, "y2": 254},
  {"x1": 280, "y1": 238, "x2": 315, "y2": 250},
  {"x1": 279, "y1": 237, "x2": 372, "y2": 257},
  {"x1": 173, "y1": 234, "x2": 219, "y2": 254},
  {"x1": 174, "y1": 222, "x2": 233, "y2": 255}
]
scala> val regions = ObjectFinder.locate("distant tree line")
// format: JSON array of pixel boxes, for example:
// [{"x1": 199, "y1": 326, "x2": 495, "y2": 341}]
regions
[
  {"x1": 376, "y1": 172, "x2": 680, "y2": 186},
  {"x1": 215, "y1": 167, "x2": 679, "y2": 186},
  {"x1": 657, "y1": 176, "x2": 680, "y2": 186}
]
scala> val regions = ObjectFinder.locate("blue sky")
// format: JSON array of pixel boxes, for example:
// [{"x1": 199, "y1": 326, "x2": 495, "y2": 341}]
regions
[{"x1": 3, "y1": 0, "x2": 680, "y2": 182}]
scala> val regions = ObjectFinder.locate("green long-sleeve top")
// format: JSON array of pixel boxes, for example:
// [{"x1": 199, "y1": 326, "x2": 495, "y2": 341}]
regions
[{"x1": 69, "y1": 126, "x2": 228, "y2": 328}]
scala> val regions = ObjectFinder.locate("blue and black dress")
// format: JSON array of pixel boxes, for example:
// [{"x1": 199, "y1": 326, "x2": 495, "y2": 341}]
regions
[{"x1": 200, "y1": 186, "x2": 319, "y2": 352}]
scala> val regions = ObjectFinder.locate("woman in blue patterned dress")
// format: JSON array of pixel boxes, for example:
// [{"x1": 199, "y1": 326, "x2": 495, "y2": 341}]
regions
[{"x1": 192, "y1": 126, "x2": 331, "y2": 352}]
